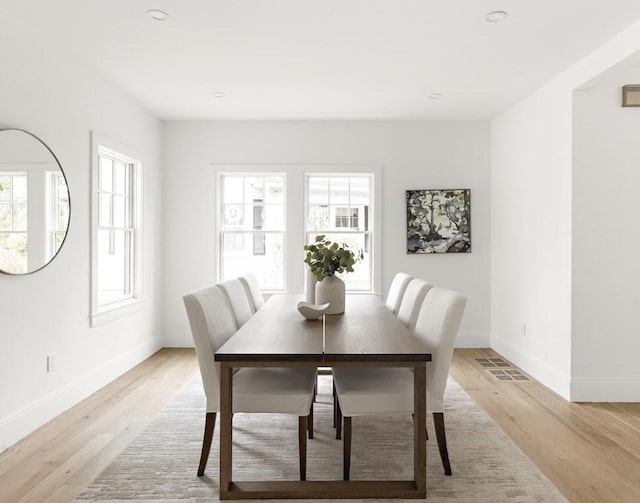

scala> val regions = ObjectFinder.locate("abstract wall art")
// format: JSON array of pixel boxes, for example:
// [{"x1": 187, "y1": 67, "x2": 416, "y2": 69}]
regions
[{"x1": 406, "y1": 189, "x2": 471, "y2": 253}]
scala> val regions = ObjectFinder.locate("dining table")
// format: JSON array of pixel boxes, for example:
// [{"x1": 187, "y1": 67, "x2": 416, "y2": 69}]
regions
[{"x1": 214, "y1": 293, "x2": 431, "y2": 500}]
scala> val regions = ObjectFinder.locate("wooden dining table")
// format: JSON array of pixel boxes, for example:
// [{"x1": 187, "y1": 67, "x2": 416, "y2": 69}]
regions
[{"x1": 214, "y1": 294, "x2": 431, "y2": 500}]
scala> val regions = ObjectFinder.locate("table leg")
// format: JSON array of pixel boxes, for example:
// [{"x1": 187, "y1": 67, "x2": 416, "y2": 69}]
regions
[
  {"x1": 413, "y1": 365, "x2": 427, "y2": 496},
  {"x1": 220, "y1": 365, "x2": 233, "y2": 493}
]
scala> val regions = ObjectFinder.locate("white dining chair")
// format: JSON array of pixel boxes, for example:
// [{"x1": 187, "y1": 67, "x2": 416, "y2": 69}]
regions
[
  {"x1": 238, "y1": 273, "x2": 265, "y2": 313},
  {"x1": 183, "y1": 286, "x2": 316, "y2": 479},
  {"x1": 333, "y1": 287, "x2": 467, "y2": 479},
  {"x1": 384, "y1": 272, "x2": 413, "y2": 314},
  {"x1": 396, "y1": 278, "x2": 433, "y2": 333},
  {"x1": 218, "y1": 278, "x2": 253, "y2": 327}
]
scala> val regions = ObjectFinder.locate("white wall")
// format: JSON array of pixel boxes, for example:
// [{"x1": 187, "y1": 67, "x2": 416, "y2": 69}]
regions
[
  {"x1": 0, "y1": 18, "x2": 164, "y2": 450},
  {"x1": 162, "y1": 121, "x2": 491, "y2": 348},
  {"x1": 491, "y1": 19, "x2": 640, "y2": 400},
  {"x1": 572, "y1": 77, "x2": 640, "y2": 401}
]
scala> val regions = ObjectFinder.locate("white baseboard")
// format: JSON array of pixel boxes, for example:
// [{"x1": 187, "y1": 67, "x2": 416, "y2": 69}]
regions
[
  {"x1": 0, "y1": 338, "x2": 161, "y2": 452},
  {"x1": 490, "y1": 334, "x2": 571, "y2": 400},
  {"x1": 455, "y1": 331, "x2": 490, "y2": 348},
  {"x1": 570, "y1": 377, "x2": 640, "y2": 402}
]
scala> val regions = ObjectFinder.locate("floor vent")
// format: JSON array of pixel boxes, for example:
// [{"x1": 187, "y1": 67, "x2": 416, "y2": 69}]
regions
[
  {"x1": 476, "y1": 358, "x2": 531, "y2": 382},
  {"x1": 475, "y1": 357, "x2": 512, "y2": 368}
]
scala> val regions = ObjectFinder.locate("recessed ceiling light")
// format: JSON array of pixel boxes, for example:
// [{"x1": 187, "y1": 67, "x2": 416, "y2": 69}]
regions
[
  {"x1": 429, "y1": 93, "x2": 443, "y2": 99},
  {"x1": 212, "y1": 92, "x2": 226, "y2": 98},
  {"x1": 147, "y1": 9, "x2": 169, "y2": 21},
  {"x1": 486, "y1": 10, "x2": 507, "y2": 23}
]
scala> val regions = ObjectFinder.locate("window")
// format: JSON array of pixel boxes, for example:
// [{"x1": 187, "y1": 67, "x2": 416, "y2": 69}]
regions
[
  {"x1": 219, "y1": 174, "x2": 285, "y2": 290},
  {"x1": 45, "y1": 171, "x2": 70, "y2": 262},
  {"x1": 335, "y1": 207, "x2": 359, "y2": 229},
  {"x1": 0, "y1": 173, "x2": 28, "y2": 273},
  {"x1": 91, "y1": 133, "x2": 143, "y2": 325},
  {"x1": 216, "y1": 165, "x2": 380, "y2": 295},
  {"x1": 306, "y1": 175, "x2": 373, "y2": 291}
]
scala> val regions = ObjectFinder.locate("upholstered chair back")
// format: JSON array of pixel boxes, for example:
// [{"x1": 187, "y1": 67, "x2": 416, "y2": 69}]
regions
[
  {"x1": 384, "y1": 272, "x2": 413, "y2": 313},
  {"x1": 413, "y1": 287, "x2": 467, "y2": 412},
  {"x1": 183, "y1": 286, "x2": 237, "y2": 413},
  {"x1": 239, "y1": 273, "x2": 265, "y2": 312},
  {"x1": 218, "y1": 278, "x2": 253, "y2": 327},
  {"x1": 396, "y1": 278, "x2": 433, "y2": 333}
]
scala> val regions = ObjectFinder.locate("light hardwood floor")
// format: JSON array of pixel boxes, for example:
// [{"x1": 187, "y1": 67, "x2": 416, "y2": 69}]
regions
[
  {"x1": 451, "y1": 348, "x2": 640, "y2": 503},
  {"x1": 1, "y1": 347, "x2": 639, "y2": 503}
]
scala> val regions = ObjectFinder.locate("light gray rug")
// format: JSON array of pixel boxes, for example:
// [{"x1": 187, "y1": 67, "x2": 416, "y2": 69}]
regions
[{"x1": 75, "y1": 374, "x2": 567, "y2": 502}]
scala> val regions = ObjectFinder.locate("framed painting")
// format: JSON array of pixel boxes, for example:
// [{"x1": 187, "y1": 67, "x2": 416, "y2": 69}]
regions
[{"x1": 406, "y1": 189, "x2": 471, "y2": 253}]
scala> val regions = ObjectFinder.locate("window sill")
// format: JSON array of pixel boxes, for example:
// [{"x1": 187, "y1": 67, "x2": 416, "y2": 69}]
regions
[{"x1": 91, "y1": 298, "x2": 146, "y2": 327}]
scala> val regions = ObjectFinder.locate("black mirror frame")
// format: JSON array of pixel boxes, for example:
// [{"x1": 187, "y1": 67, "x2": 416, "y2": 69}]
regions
[{"x1": 0, "y1": 128, "x2": 71, "y2": 275}]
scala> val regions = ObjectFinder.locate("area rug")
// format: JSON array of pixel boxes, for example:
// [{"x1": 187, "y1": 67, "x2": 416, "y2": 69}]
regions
[{"x1": 75, "y1": 374, "x2": 568, "y2": 502}]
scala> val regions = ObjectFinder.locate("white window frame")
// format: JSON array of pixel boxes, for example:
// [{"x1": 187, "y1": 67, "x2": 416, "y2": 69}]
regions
[
  {"x1": 304, "y1": 170, "x2": 379, "y2": 294},
  {"x1": 45, "y1": 170, "x2": 69, "y2": 262},
  {"x1": 214, "y1": 164, "x2": 381, "y2": 296},
  {"x1": 90, "y1": 132, "x2": 144, "y2": 326},
  {"x1": 217, "y1": 170, "x2": 287, "y2": 292}
]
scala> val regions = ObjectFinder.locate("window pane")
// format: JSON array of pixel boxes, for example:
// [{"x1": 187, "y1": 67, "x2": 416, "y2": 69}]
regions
[
  {"x1": 112, "y1": 194, "x2": 127, "y2": 228},
  {"x1": 13, "y1": 203, "x2": 27, "y2": 231},
  {"x1": 223, "y1": 176, "x2": 244, "y2": 203},
  {"x1": 349, "y1": 177, "x2": 370, "y2": 206},
  {"x1": 222, "y1": 232, "x2": 284, "y2": 290},
  {"x1": 13, "y1": 176, "x2": 27, "y2": 200},
  {"x1": 329, "y1": 177, "x2": 349, "y2": 204},
  {"x1": 0, "y1": 203, "x2": 10, "y2": 230},
  {"x1": 308, "y1": 204, "x2": 329, "y2": 231},
  {"x1": 0, "y1": 232, "x2": 28, "y2": 274},
  {"x1": 99, "y1": 194, "x2": 112, "y2": 227},
  {"x1": 98, "y1": 228, "x2": 132, "y2": 304},
  {"x1": 0, "y1": 176, "x2": 10, "y2": 201},
  {"x1": 223, "y1": 204, "x2": 245, "y2": 228},
  {"x1": 57, "y1": 175, "x2": 70, "y2": 231},
  {"x1": 308, "y1": 177, "x2": 328, "y2": 205},
  {"x1": 245, "y1": 177, "x2": 264, "y2": 202},
  {"x1": 114, "y1": 162, "x2": 127, "y2": 195},
  {"x1": 264, "y1": 177, "x2": 284, "y2": 204},
  {"x1": 100, "y1": 157, "x2": 113, "y2": 190},
  {"x1": 262, "y1": 203, "x2": 284, "y2": 230}
]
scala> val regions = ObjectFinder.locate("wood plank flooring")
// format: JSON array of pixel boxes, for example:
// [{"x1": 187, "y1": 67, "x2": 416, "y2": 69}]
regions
[
  {"x1": 451, "y1": 348, "x2": 640, "y2": 503},
  {"x1": 0, "y1": 348, "x2": 198, "y2": 503},
  {"x1": 0, "y1": 347, "x2": 639, "y2": 502}
]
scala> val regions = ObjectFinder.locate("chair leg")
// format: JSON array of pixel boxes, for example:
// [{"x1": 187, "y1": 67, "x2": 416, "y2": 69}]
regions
[
  {"x1": 433, "y1": 412, "x2": 452, "y2": 476},
  {"x1": 298, "y1": 416, "x2": 308, "y2": 481},
  {"x1": 336, "y1": 398, "x2": 343, "y2": 439},
  {"x1": 308, "y1": 402, "x2": 314, "y2": 439},
  {"x1": 343, "y1": 416, "x2": 352, "y2": 480},
  {"x1": 197, "y1": 412, "x2": 216, "y2": 476},
  {"x1": 332, "y1": 381, "x2": 337, "y2": 428},
  {"x1": 314, "y1": 377, "x2": 317, "y2": 402}
]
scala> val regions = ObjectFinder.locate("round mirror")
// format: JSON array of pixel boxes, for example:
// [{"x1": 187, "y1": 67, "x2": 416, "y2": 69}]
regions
[{"x1": 0, "y1": 129, "x2": 70, "y2": 274}]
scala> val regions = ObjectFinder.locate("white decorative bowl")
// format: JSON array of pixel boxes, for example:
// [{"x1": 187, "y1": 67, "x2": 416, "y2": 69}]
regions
[{"x1": 296, "y1": 301, "x2": 330, "y2": 320}]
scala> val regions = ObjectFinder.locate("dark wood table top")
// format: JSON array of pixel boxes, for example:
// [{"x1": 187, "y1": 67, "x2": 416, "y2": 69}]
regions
[
  {"x1": 215, "y1": 294, "x2": 431, "y2": 364},
  {"x1": 324, "y1": 294, "x2": 431, "y2": 362}
]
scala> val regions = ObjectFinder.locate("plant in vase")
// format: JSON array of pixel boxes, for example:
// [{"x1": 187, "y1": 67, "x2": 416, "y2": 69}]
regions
[{"x1": 303, "y1": 235, "x2": 363, "y2": 314}]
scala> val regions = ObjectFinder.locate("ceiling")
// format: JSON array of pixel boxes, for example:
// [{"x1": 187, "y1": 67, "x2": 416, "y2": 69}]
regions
[{"x1": 3, "y1": 0, "x2": 640, "y2": 121}]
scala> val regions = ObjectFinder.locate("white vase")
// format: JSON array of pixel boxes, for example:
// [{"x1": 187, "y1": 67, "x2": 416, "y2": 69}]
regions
[
  {"x1": 315, "y1": 275, "x2": 345, "y2": 314},
  {"x1": 305, "y1": 268, "x2": 317, "y2": 304}
]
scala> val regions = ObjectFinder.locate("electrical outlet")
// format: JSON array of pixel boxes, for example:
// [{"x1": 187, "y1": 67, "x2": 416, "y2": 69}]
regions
[
  {"x1": 522, "y1": 323, "x2": 527, "y2": 336},
  {"x1": 47, "y1": 354, "x2": 55, "y2": 373}
]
